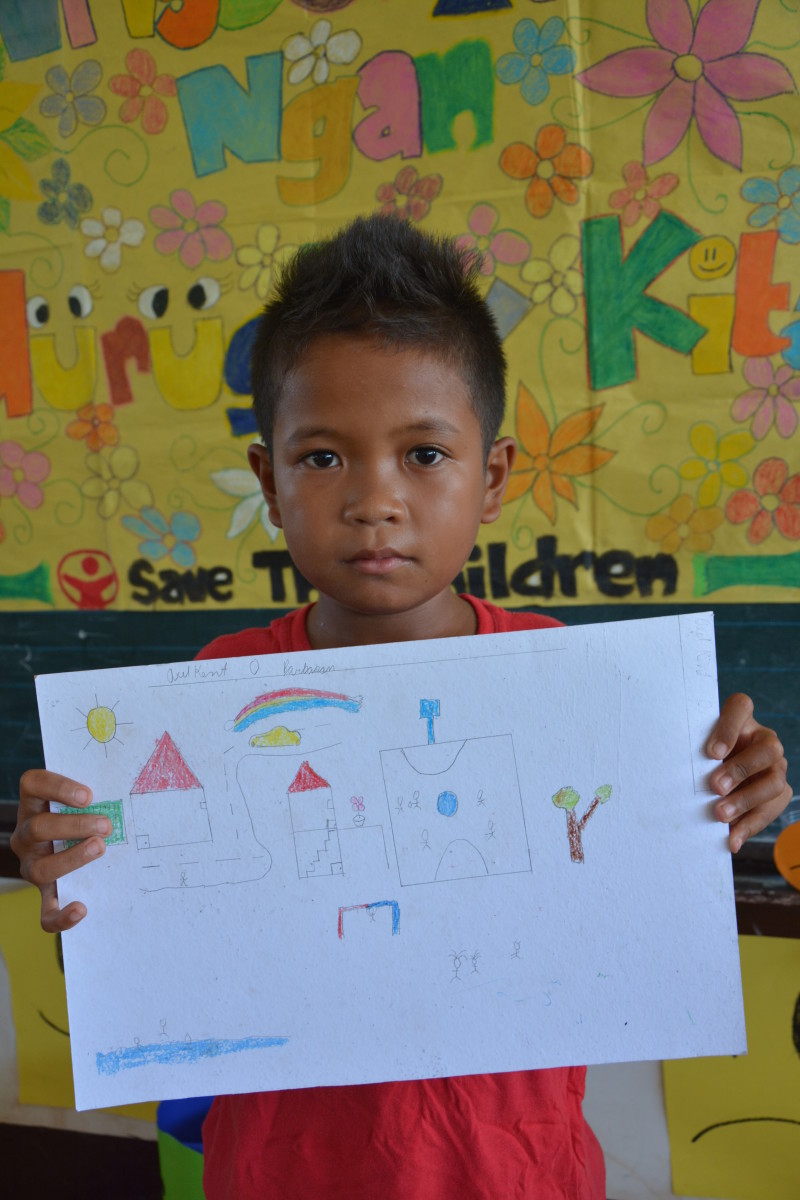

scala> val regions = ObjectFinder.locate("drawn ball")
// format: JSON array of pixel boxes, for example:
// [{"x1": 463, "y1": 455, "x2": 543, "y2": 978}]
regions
[{"x1": 437, "y1": 790, "x2": 458, "y2": 817}]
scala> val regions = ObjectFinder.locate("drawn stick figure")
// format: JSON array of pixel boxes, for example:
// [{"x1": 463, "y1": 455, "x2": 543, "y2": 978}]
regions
[
  {"x1": 511, "y1": 940, "x2": 521, "y2": 960},
  {"x1": 450, "y1": 949, "x2": 467, "y2": 982},
  {"x1": 477, "y1": 789, "x2": 487, "y2": 807},
  {"x1": 421, "y1": 828, "x2": 431, "y2": 851}
]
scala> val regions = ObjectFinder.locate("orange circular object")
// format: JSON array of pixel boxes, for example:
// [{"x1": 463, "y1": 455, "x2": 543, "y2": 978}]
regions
[{"x1": 773, "y1": 821, "x2": 800, "y2": 891}]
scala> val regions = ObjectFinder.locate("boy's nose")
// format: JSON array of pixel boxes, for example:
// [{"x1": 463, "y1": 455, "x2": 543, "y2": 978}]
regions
[{"x1": 342, "y1": 469, "x2": 406, "y2": 525}]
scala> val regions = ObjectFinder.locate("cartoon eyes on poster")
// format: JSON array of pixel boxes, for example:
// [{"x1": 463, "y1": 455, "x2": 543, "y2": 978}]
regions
[{"x1": 0, "y1": 0, "x2": 798, "y2": 613}]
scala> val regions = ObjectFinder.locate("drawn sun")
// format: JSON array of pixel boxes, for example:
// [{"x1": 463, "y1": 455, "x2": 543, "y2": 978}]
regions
[{"x1": 73, "y1": 697, "x2": 131, "y2": 754}]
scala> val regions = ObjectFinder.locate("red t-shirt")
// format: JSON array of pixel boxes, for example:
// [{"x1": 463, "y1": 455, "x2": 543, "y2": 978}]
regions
[{"x1": 198, "y1": 596, "x2": 605, "y2": 1200}]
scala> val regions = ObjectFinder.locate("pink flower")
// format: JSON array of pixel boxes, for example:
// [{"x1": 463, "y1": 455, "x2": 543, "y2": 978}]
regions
[
  {"x1": 0, "y1": 440, "x2": 50, "y2": 509},
  {"x1": 576, "y1": 0, "x2": 795, "y2": 169},
  {"x1": 608, "y1": 161, "x2": 679, "y2": 226},
  {"x1": 376, "y1": 166, "x2": 442, "y2": 222},
  {"x1": 726, "y1": 457, "x2": 800, "y2": 543},
  {"x1": 454, "y1": 203, "x2": 530, "y2": 276},
  {"x1": 732, "y1": 357, "x2": 800, "y2": 440},
  {"x1": 109, "y1": 49, "x2": 176, "y2": 135},
  {"x1": 150, "y1": 190, "x2": 233, "y2": 269}
]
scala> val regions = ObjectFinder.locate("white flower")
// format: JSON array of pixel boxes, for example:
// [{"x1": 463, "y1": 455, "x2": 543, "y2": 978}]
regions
[
  {"x1": 520, "y1": 234, "x2": 583, "y2": 316},
  {"x1": 80, "y1": 207, "x2": 145, "y2": 272},
  {"x1": 236, "y1": 224, "x2": 297, "y2": 300},
  {"x1": 211, "y1": 468, "x2": 280, "y2": 541},
  {"x1": 284, "y1": 18, "x2": 362, "y2": 86}
]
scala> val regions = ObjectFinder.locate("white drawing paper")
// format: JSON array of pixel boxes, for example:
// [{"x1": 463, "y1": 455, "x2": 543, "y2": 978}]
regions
[{"x1": 34, "y1": 612, "x2": 745, "y2": 1111}]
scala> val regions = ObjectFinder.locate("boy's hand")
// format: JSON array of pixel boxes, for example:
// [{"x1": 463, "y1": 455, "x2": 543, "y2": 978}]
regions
[
  {"x1": 707, "y1": 694, "x2": 792, "y2": 853},
  {"x1": 11, "y1": 770, "x2": 110, "y2": 932}
]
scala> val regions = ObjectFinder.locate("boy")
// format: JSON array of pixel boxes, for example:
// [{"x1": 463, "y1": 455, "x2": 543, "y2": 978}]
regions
[{"x1": 13, "y1": 215, "x2": 792, "y2": 1199}]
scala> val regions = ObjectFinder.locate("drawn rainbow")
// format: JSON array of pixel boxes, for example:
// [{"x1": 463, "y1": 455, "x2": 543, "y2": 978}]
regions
[{"x1": 233, "y1": 688, "x2": 361, "y2": 732}]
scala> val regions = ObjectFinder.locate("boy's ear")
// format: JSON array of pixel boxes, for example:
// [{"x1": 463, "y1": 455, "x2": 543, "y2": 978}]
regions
[
  {"x1": 480, "y1": 436, "x2": 516, "y2": 524},
  {"x1": 247, "y1": 443, "x2": 283, "y2": 529}
]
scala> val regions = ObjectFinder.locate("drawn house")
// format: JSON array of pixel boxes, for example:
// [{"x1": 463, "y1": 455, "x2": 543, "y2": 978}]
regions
[
  {"x1": 130, "y1": 732, "x2": 211, "y2": 851},
  {"x1": 288, "y1": 761, "x2": 343, "y2": 879}
]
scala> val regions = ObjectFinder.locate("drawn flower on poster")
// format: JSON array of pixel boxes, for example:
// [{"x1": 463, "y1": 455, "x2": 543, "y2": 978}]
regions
[
  {"x1": 37, "y1": 158, "x2": 92, "y2": 229},
  {"x1": 645, "y1": 494, "x2": 723, "y2": 554},
  {"x1": 679, "y1": 423, "x2": 754, "y2": 508},
  {"x1": 741, "y1": 167, "x2": 800, "y2": 245},
  {"x1": 502, "y1": 384, "x2": 614, "y2": 525},
  {"x1": 608, "y1": 161, "x2": 680, "y2": 227},
  {"x1": 66, "y1": 404, "x2": 120, "y2": 453},
  {"x1": 499, "y1": 124, "x2": 592, "y2": 218},
  {"x1": 121, "y1": 506, "x2": 202, "y2": 567},
  {"x1": 726, "y1": 458, "x2": 800, "y2": 542},
  {"x1": 81, "y1": 447, "x2": 152, "y2": 519},
  {"x1": 732, "y1": 357, "x2": 800, "y2": 440},
  {"x1": 284, "y1": 18, "x2": 361, "y2": 85},
  {"x1": 495, "y1": 17, "x2": 576, "y2": 106},
  {"x1": 80, "y1": 207, "x2": 145, "y2": 271},
  {"x1": 376, "y1": 166, "x2": 442, "y2": 222},
  {"x1": 211, "y1": 469, "x2": 281, "y2": 542},
  {"x1": 150, "y1": 190, "x2": 233, "y2": 269},
  {"x1": 39, "y1": 61, "x2": 106, "y2": 138},
  {"x1": 454, "y1": 203, "x2": 529, "y2": 276},
  {"x1": 0, "y1": 441, "x2": 51, "y2": 510},
  {"x1": 575, "y1": 0, "x2": 796, "y2": 169},
  {"x1": 520, "y1": 234, "x2": 582, "y2": 315},
  {"x1": 109, "y1": 49, "x2": 177, "y2": 134},
  {"x1": 236, "y1": 224, "x2": 298, "y2": 299},
  {"x1": 0, "y1": 80, "x2": 47, "y2": 207}
]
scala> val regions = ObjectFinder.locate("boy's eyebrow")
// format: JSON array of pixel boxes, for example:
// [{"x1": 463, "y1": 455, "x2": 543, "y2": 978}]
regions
[{"x1": 285, "y1": 419, "x2": 463, "y2": 444}]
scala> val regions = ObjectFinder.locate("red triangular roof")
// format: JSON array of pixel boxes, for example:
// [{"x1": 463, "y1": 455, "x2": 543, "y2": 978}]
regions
[
  {"x1": 288, "y1": 760, "x2": 329, "y2": 793},
  {"x1": 131, "y1": 732, "x2": 202, "y2": 793}
]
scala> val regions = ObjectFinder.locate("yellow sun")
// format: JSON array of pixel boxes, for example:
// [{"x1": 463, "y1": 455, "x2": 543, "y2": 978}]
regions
[{"x1": 87, "y1": 706, "x2": 117, "y2": 743}]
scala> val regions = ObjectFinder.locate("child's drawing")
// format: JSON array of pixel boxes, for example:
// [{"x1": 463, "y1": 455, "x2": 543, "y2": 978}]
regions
[
  {"x1": 337, "y1": 900, "x2": 400, "y2": 938},
  {"x1": 552, "y1": 784, "x2": 613, "y2": 863},
  {"x1": 73, "y1": 696, "x2": 130, "y2": 755},
  {"x1": 288, "y1": 760, "x2": 343, "y2": 879},
  {"x1": 233, "y1": 687, "x2": 362, "y2": 733},
  {"x1": 97, "y1": 1033, "x2": 289, "y2": 1076},
  {"x1": 382, "y1": 711, "x2": 530, "y2": 886},
  {"x1": 62, "y1": 799, "x2": 125, "y2": 849},
  {"x1": 132, "y1": 732, "x2": 271, "y2": 890},
  {"x1": 249, "y1": 725, "x2": 301, "y2": 748}
]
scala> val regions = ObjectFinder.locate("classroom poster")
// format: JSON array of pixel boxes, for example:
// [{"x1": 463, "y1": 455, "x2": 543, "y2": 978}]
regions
[{"x1": 0, "y1": 0, "x2": 798, "y2": 614}]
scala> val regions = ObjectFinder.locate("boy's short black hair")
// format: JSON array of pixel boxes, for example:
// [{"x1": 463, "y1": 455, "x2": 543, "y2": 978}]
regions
[{"x1": 250, "y1": 213, "x2": 506, "y2": 458}]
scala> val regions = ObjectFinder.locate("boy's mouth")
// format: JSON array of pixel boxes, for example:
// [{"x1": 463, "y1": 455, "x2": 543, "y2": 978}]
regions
[{"x1": 347, "y1": 549, "x2": 411, "y2": 575}]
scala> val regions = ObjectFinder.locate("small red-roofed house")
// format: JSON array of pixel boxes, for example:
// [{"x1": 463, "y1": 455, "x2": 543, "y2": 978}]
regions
[
  {"x1": 130, "y1": 732, "x2": 211, "y2": 851},
  {"x1": 288, "y1": 760, "x2": 342, "y2": 878}
]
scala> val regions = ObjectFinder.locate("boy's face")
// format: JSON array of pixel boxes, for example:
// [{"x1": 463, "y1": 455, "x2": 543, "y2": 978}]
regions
[{"x1": 248, "y1": 336, "x2": 514, "y2": 640}]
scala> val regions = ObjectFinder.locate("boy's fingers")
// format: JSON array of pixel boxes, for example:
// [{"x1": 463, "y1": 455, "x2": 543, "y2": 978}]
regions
[
  {"x1": 706, "y1": 692, "x2": 755, "y2": 757},
  {"x1": 22, "y1": 835, "x2": 106, "y2": 888},
  {"x1": 24, "y1": 810, "x2": 112, "y2": 848},
  {"x1": 710, "y1": 738, "x2": 786, "y2": 796},
  {"x1": 40, "y1": 886, "x2": 87, "y2": 934},
  {"x1": 728, "y1": 782, "x2": 793, "y2": 853},
  {"x1": 714, "y1": 764, "x2": 790, "y2": 822},
  {"x1": 19, "y1": 769, "x2": 92, "y2": 811}
]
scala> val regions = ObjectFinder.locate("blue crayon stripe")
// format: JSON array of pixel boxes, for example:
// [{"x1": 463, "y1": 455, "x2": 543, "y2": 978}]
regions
[
  {"x1": 96, "y1": 1035, "x2": 289, "y2": 1076},
  {"x1": 367, "y1": 900, "x2": 401, "y2": 935},
  {"x1": 234, "y1": 696, "x2": 360, "y2": 732}
]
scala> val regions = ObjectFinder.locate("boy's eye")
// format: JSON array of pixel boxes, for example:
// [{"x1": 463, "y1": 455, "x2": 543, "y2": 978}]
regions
[
  {"x1": 304, "y1": 450, "x2": 340, "y2": 469},
  {"x1": 410, "y1": 447, "x2": 444, "y2": 466}
]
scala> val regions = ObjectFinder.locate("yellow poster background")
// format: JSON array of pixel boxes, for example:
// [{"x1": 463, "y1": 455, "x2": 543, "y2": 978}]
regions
[{"x1": 0, "y1": 0, "x2": 798, "y2": 613}]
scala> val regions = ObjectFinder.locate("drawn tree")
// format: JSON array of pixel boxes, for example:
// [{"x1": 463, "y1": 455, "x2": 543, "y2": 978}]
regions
[{"x1": 552, "y1": 784, "x2": 612, "y2": 863}]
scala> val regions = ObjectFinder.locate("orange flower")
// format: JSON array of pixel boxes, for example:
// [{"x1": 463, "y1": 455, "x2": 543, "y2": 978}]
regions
[
  {"x1": 645, "y1": 494, "x2": 723, "y2": 554},
  {"x1": 503, "y1": 383, "x2": 614, "y2": 524},
  {"x1": 500, "y1": 123, "x2": 593, "y2": 218},
  {"x1": 66, "y1": 403, "x2": 119, "y2": 452}
]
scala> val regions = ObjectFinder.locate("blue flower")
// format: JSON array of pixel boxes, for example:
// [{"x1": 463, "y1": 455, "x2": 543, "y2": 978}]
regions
[
  {"x1": 121, "y1": 506, "x2": 201, "y2": 567},
  {"x1": 495, "y1": 17, "x2": 575, "y2": 107},
  {"x1": 37, "y1": 158, "x2": 92, "y2": 229},
  {"x1": 741, "y1": 166, "x2": 800, "y2": 245}
]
